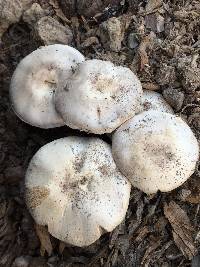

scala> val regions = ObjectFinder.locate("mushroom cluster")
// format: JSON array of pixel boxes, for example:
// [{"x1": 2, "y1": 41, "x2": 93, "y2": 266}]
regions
[{"x1": 10, "y1": 44, "x2": 199, "y2": 247}]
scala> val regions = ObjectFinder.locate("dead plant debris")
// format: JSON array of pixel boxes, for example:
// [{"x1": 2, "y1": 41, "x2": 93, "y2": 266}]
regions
[{"x1": 164, "y1": 201, "x2": 197, "y2": 260}]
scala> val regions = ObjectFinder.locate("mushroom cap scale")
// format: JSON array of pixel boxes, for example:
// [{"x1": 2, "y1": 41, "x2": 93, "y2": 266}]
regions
[
  {"x1": 55, "y1": 59, "x2": 143, "y2": 134},
  {"x1": 25, "y1": 137, "x2": 131, "y2": 247},
  {"x1": 10, "y1": 44, "x2": 85, "y2": 128},
  {"x1": 112, "y1": 110, "x2": 199, "y2": 194}
]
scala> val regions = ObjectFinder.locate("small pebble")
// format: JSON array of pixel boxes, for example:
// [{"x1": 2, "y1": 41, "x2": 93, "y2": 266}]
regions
[
  {"x1": 100, "y1": 17, "x2": 123, "y2": 52},
  {"x1": 127, "y1": 32, "x2": 139, "y2": 49},
  {"x1": 12, "y1": 256, "x2": 31, "y2": 267},
  {"x1": 23, "y1": 3, "x2": 48, "y2": 26},
  {"x1": 163, "y1": 88, "x2": 184, "y2": 111},
  {"x1": 34, "y1": 16, "x2": 73, "y2": 45}
]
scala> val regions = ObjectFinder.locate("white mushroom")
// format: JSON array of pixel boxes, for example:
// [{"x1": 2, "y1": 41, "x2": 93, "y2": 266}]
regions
[
  {"x1": 106, "y1": 90, "x2": 173, "y2": 139},
  {"x1": 10, "y1": 44, "x2": 85, "y2": 128},
  {"x1": 25, "y1": 137, "x2": 131, "y2": 247},
  {"x1": 142, "y1": 90, "x2": 174, "y2": 113},
  {"x1": 112, "y1": 111, "x2": 199, "y2": 194},
  {"x1": 106, "y1": 90, "x2": 173, "y2": 140},
  {"x1": 55, "y1": 59, "x2": 142, "y2": 134}
]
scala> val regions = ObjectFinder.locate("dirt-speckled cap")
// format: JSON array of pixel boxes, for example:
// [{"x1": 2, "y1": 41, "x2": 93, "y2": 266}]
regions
[
  {"x1": 25, "y1": 137, "x2": 131, "y2": 247},
  {"x1": 112, "y1": 110, "x2": 199, "y2": 194},
  {"x1": 10, "y1": 44, "x2": 85, "y2": 129},
  {"x1": 142, "y1": 90, "x2": 174, "y2": 114},
  {"x1": 55, "y1": 59, "x2": 143, "y2": 134}
]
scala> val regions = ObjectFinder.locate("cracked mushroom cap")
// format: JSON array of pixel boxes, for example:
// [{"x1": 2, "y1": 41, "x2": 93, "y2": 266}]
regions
[
  {"x1": 142, "y1": 90, "x2": 174, "y2": 114},
  {"x1": 25, "y1": 137, "x2": 131, "y2": 247},
  {"x1": 10, "y1": 44, "x2": 85, "y2": 128},
  {"x1": 55, "y1": 59, "x2": 142, "y2": 134},
  {"x1": 112, "y1": 111, "x2": 199, "y2": 194}
]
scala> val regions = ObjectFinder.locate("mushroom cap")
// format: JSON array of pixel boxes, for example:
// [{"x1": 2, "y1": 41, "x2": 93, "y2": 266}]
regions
[
  {"x1": 10, "y1": 44, "x2": 85, "y2": 128},
  {"x1": 142, "y1": 90, "x2": 174, "y2": 114},
  {"x1": 107, "y1": 90, "x2": 173, "y2": 139},
  {"x1": 25, "y1": 137, "x2": 131, "y2": 247},
  {"x1": 55, "y1": 59, "x2": 142, "y2": 134},
  {"x1": 112, "y1": 111, "x2": 199, "y2": 194}
]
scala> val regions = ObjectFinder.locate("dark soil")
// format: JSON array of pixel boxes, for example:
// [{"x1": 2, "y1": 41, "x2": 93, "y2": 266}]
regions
[{"x1": 0, "y1": 0, "x2": 200, "y2": 266}]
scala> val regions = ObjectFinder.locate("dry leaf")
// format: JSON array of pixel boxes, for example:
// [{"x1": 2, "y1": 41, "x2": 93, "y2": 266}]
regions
[
  {"x1": 141, "y1": 237, "x2": 161, "y2": 265},
  {"x1": 138, "y1": 33, "x2": 154, "y2": 71},
  {"x1": 186, "y1": 194, "x2": 200, "y2": 204},
  {"x1": 35, "y1": 224, "x2": 53, "y2": 256},
  {"x1": 49, "y1": 0, "x2": 70, "y2": 23},
  {"x1": 145, "y1": 0, "x2": 163, "y2": 13},
  {"x1": 81, "y1": 36, "x2": 99, "y2": 48},
  {"x1": 59, "y1": 241, "x2": 66, "y2": 254},
  {"x1": 184, "y1": 178, "x2": 200, "y2": 204},
  {"x1": 71, "y1": 17, "x2": 81, "y2": 47},
  {"x1": 135, "y1": 226, "x2": 149, "y2": 243},
  {"x1": 164, "y1": 201, "x2": 197, "y2": 260},
  {"x1": 142, "y1": 82, "x2": 160, "y2": 91},
  {"x1": 120, "y1": 13, "x2": 133, "y2": 31}
]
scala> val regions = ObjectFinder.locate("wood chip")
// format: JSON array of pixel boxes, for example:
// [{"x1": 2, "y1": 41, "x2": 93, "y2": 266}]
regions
[
  {"x1": 71, "y1": 17, "x2": 81, "y2": 47},
  {"x1": 142, "y1": 82, "x2": 160, "y2": 91},
  {"x1": 81, "y1": 36, "x2": 99, "y2": 48},
  {"x1": 183, "y1": 178, "x2": 200, "y2": 204},
  {"x1": 49, "y1": 0, "x2": 70, "y2": 23},
  {"x1": 138, "y1": 33, "x2": 154, "y2": 71},
  {"x1": 145, "y1": 0, "x2": 163, "y2": 13},
  {"x1": 59, "y1": 241, "x2": 66, "y2": 254},
  {"x1": 164, "y1": 201, "x2": 197, "y2": 260},
  {"x1": 35, "y1": 224, "x2": 53, "y2": 256},
  {"x1": 141, "y1": 237, "x2": 161, "y2": 265},
  {"x1": 135, "y1": 226, "x2": 149, "y2": 243}
]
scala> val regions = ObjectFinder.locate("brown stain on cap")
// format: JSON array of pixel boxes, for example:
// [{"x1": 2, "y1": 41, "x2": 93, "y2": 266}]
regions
[{"x1": 26, "y1": 186, "x2": 50, "y2": 209}]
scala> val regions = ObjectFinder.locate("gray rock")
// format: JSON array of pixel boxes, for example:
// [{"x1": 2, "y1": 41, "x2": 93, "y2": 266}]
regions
[
  {"x1": 34, "y1": 16, "x2": 73, "y2": 45},
  {"x1": 12, "y1": 256, "x2": 31, "y2": 267},
  {"x1": 23, "y1": 3, "x2": 48, "y2": 26},
  {"x1": 145, "y1": 13, "x2": 164, "y2": 33},
  {"x1": 181, "y1": 67, "x2": 200, "y2": 92},
  {"x1": 99, "y1": 15, "x2": 132, "y2": 52},
  {"x1": 127, "y1": 32, "x2": 139, "y2": 49},
  {"x1": 100, "y1": 17, "x2": 123, "y2": 52},
  {"x1": 163, "y1": 88, "x2": 185, "y2": 111}
]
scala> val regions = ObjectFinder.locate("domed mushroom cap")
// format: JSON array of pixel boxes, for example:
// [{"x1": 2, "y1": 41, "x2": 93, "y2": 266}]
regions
[
  {"x1": 25, "y1": 137, "x2": 131, "y2": 247},
  {"x1": 10, "y1": 44, "x2": 85, "y2": 128},
  {"x1": 142, "y1": 90, "x2": 174, "y2": 113},
  {"x1": 55, "y1": 59, "x2": 142, "y2": 134},
  {"x1": 112, "y1": 111, "x2": 199, "y2": 194},
  {"x1": 107, "y1": 90, "x2": 173, "y2": 139}
]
